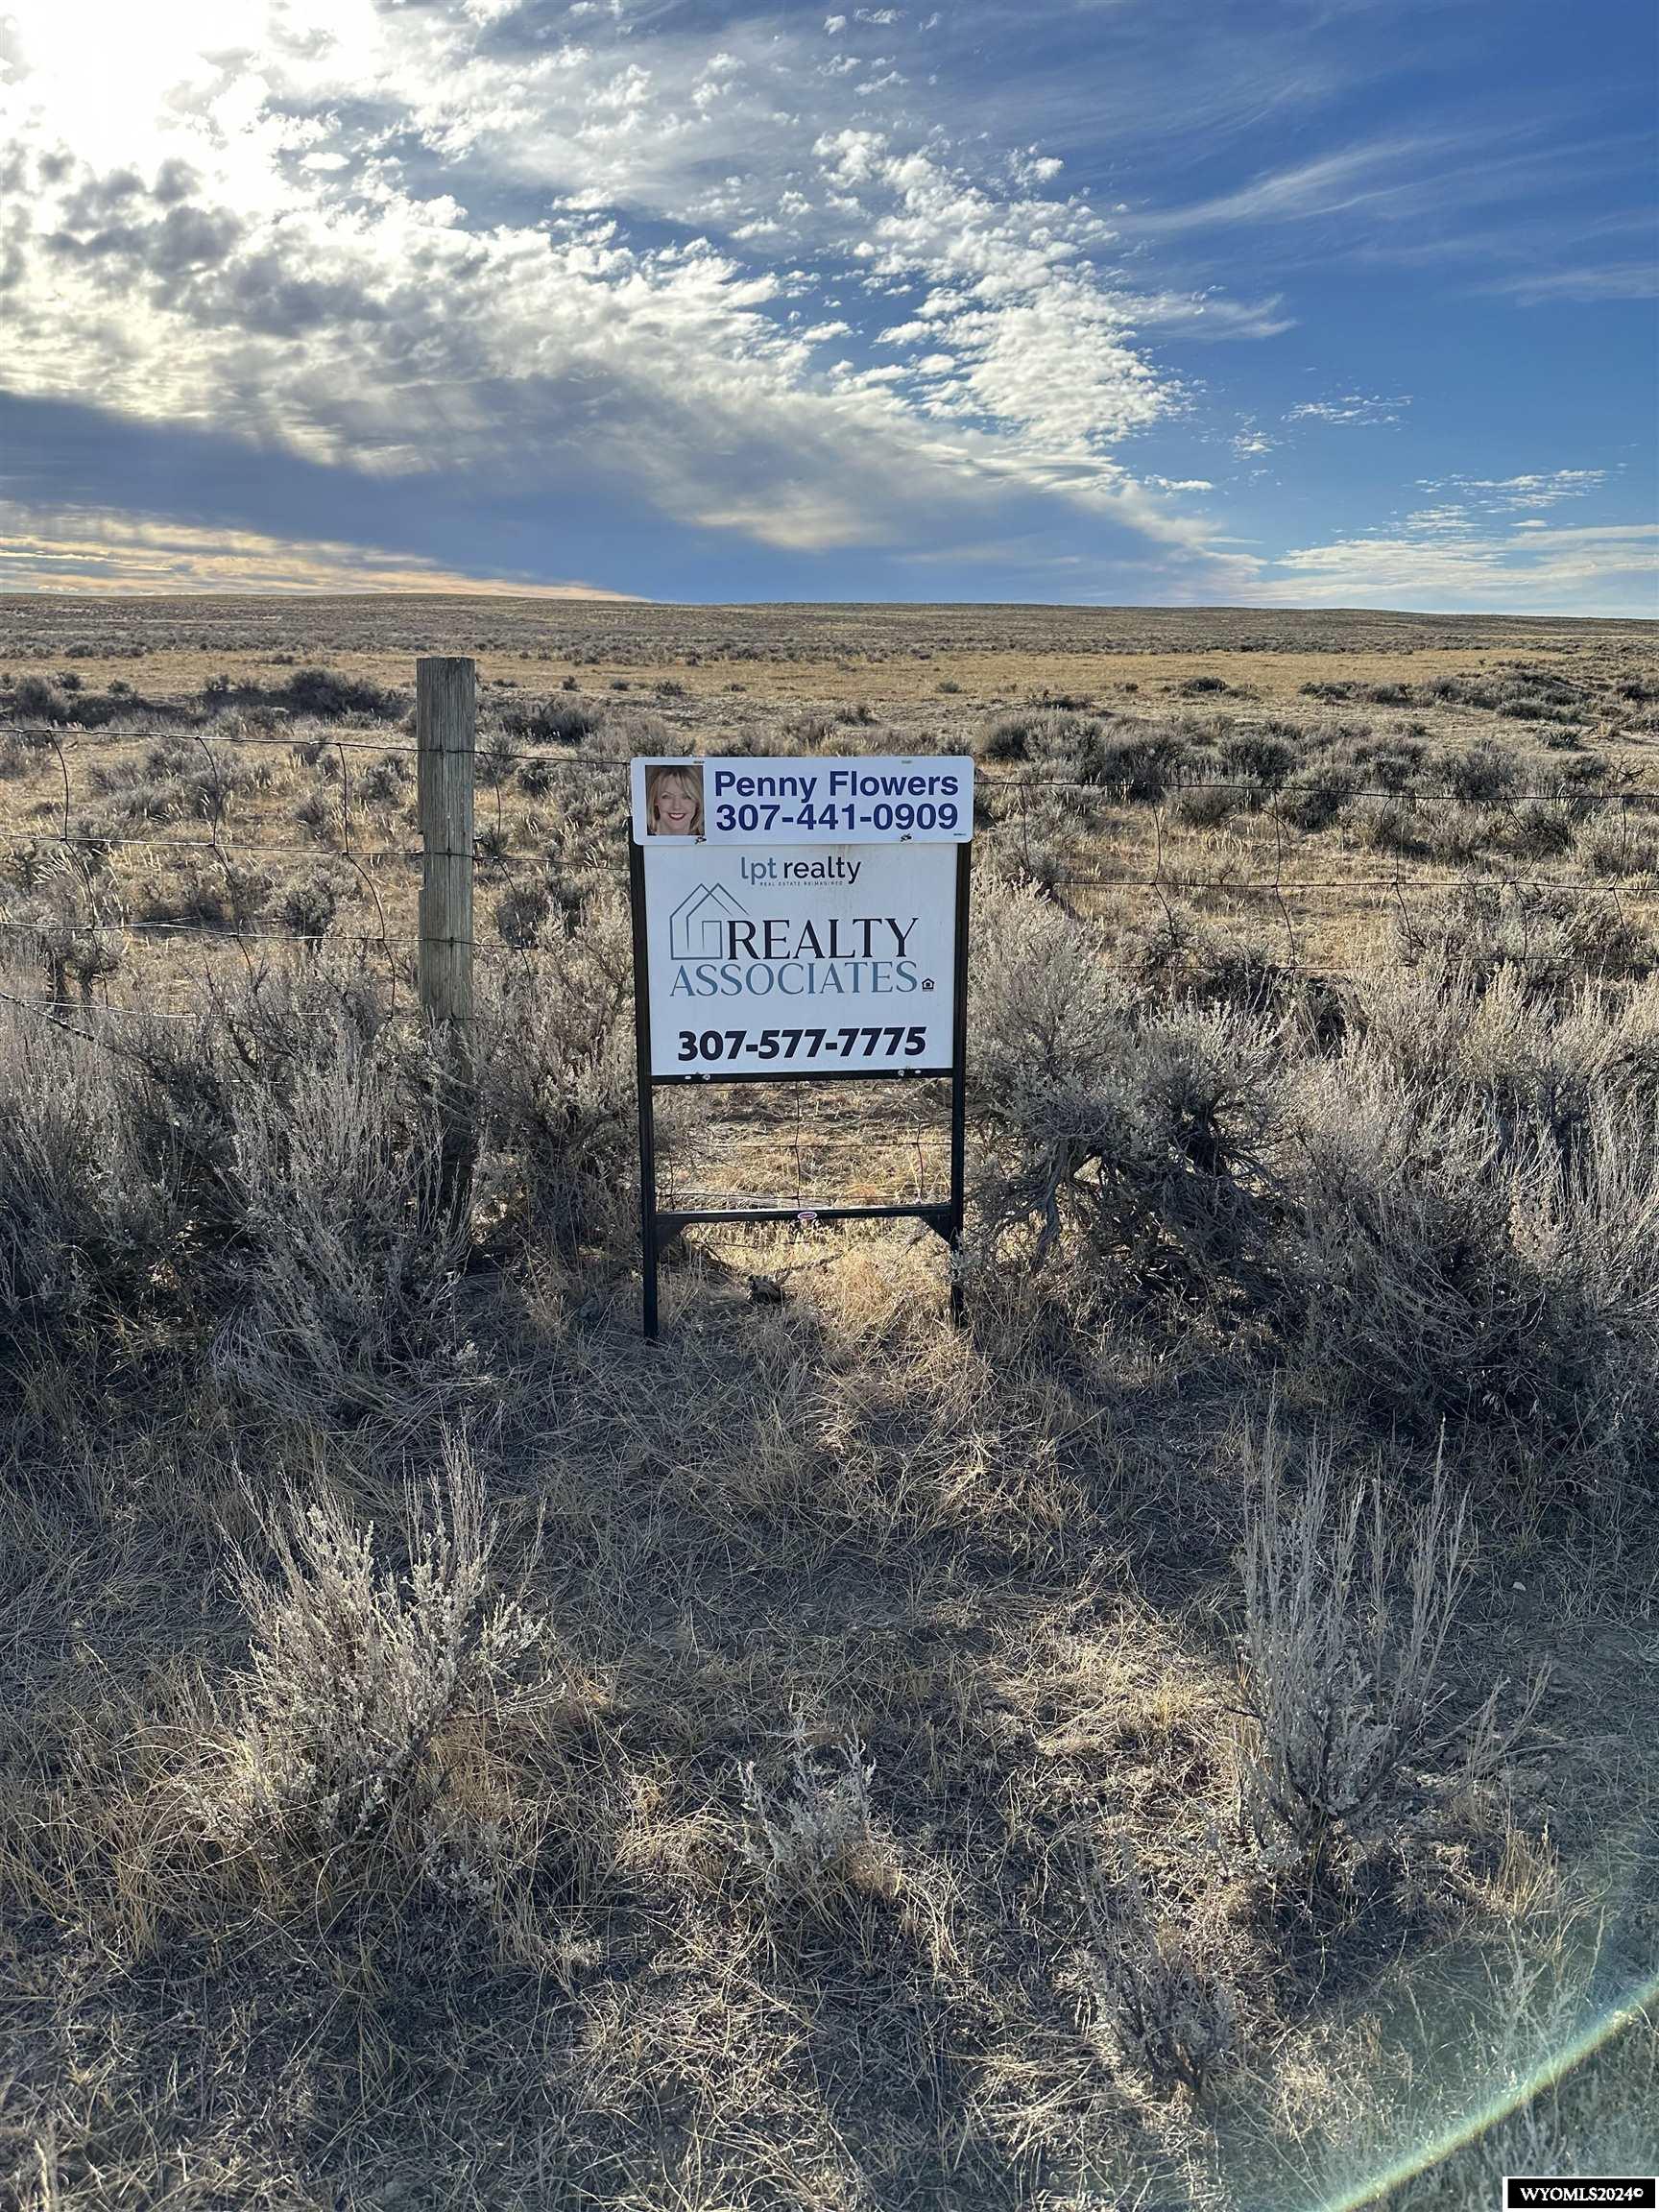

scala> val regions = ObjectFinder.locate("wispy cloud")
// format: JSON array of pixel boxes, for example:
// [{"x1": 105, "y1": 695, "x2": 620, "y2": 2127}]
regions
[
  {"x1": 1479, "y1": 262, "x2": 1658, "y2": 305},
  {"x1": 1130, "y1": 290, "x2": 1294, "y2": 341},
  {"x1": 1122, "y1": 121, "x2": 1655, "y2": 317},
  {"x1": 1414, "y1": 469, "x2": 1610, "y2": 512},
  {"x1": 1286, "y1": 391, "x2": 1411, "y2": 426},
  {"x1": 1236, "y1": 458, "x2": 1654, "y2": 613},
  {"x1": 0, "y1": 500, "x2": 635, "y2": 597},
  {"x1": 1126, "y1": 132, "x2": 1487, "y2": 235},
  {"x1": 1250, "y1": 517, "x2": 1657, "y2": 616}
]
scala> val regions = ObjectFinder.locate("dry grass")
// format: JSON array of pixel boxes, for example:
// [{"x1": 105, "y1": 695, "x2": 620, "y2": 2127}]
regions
[
  {"x1": 0, "y1": 598, "x2": 1656, "y2": 2210},
  {"x1": 2, "y1": 595, "x2": 1653, "y2": 733},
  {"x1": 3, "y1": 599, "x2": 1655, "y2": 1014}
]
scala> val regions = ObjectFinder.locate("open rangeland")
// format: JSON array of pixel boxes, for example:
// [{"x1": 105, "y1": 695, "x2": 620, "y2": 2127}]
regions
[{"x1": 2, "y1": 597, "x2": 1658, "y2": 2210}]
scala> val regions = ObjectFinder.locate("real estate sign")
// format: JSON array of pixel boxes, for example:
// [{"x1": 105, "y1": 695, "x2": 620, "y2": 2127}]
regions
[
  {"x1": 630, "y1": 755, "x2": 973, "y2": 1081},
  {"x1": 626, "y1": 752, "x2": 974, "y2": 1335}
]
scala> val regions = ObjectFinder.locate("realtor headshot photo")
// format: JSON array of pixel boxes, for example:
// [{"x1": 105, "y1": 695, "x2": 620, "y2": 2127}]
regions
[{"x1": 645, "y1": 761, "x2": 704, "y2": 837}]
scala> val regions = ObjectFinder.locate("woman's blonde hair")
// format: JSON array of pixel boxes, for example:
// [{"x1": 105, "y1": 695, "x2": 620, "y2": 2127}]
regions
[{"x1": 646, "y1": 762, "x2": 704, "y2": 835}]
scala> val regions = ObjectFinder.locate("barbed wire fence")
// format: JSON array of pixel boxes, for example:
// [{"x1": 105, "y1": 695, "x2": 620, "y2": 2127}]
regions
[{"x1": 3, "y1": 655, "x2": 1657, "y2": 1222}]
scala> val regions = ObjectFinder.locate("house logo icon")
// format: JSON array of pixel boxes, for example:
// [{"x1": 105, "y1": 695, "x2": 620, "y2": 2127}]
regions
[{"x1": 668, "y1": 882, "x2": 748, "y2": 960}]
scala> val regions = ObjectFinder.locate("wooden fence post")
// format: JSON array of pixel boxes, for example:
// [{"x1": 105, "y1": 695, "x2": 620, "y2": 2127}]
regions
[{"x1": 417, "y1": 656, "x2": 476, "y2": 1216}]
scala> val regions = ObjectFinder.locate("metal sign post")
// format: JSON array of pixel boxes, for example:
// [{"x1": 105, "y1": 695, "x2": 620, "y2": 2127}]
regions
[{"x1": 627, "y1": 755, "x2": 974, "y2": 1339}]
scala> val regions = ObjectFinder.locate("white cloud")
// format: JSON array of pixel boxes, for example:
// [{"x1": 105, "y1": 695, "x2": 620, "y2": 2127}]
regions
[
  {"x1": 1126, "y1": 126, "x2": 1611, "y2": 263},
  {"x1": 1235, "y1": 464, "x2": 1655, "y2": 613},
  {"x1": 0, "y1": 0, "x2": 1230, "y2": 567},
  {"x1": 1132, "y1": 289, "x2": 1293, "y2": 341},
  {"x1": 1401, "y1": 504, "x2": 1471, "y2": 535},
  {"x1": 807, "y1": 128, "x2": 1182, "y2": 458},
  {"x1": 1286, "y1": 391, "x2": 1410, "y2": 426},
  {"x1": 1131, "y1": 134, "x2": 1474, "y2": 235},
  {"x1": 0, "y1": 498, "x2": 633, "y2": 596},
  {"x1": 1414, "y1": 469, "x2": 1609, "y2": 512},
  {"x1": 1251, "y1": 517, "x2": 1658, "y2": 616},
  {"x1": 1481, "y1": 262, "x2": 1657, "y2": 305},
  {"x1": 14, "y1": 0, "x2": 1622, "y2": 613}
]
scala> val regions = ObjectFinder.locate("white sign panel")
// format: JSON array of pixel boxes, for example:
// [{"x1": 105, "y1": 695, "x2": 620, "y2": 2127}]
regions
[
  {"x1": 640, "y1": 839, "x2": 958, "y2": 1078},
  {"x1": 632, "y1": 755, "x2": 973, "y2": 846}
]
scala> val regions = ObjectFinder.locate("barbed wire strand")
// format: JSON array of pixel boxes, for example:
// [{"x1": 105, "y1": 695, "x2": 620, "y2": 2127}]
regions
[{"x1": 10, "y1": 722, "x2": 1657, "y2": 805}]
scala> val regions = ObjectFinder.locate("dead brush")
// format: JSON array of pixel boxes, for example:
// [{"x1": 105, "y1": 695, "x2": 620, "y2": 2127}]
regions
[
  {"x1": 209, "y1": 1023, "x2": 481, "y2": 1433},
  {"x1": 472, "y1": 894, "x2": 636, "y2": 1256},
  {"x1": 1234, "y1": 1418, "x2": 1546, "y2": 1887},
  {"x1": 1078, "y1": 1842, "x2": 1241, "y2": 2097},
  {"x1": 204, "y1": 1429, "x2": 547, "y2": 1879},
  {"x1": 0, "y1": 1011, "x2": 185, "y2": 1380},
  {"x1": 970, "y1": 878, "x2": 1286, "y2": 1307},
  {"x1": 1285, "y1": 1041, "x2": 1659, "y2": 1487},
  {"x1": 738, "y1": 1708, "x2": 897, "y2": 1914}
]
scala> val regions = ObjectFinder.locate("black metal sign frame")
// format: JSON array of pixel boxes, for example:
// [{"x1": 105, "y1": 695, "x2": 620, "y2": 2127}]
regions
[{"x1": 629, "y1": 834, "x2": 971, "y2": 1340}]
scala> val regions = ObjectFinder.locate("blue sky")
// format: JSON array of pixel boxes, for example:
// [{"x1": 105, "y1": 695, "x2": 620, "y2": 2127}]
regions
[{"x1": 0, "y1": 0, "x2": 1653, "y2": 612}]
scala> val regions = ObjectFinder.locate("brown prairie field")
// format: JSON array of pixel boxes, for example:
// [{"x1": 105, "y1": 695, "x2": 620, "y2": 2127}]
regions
[
  {"x1": 2, "y1": 596, "x2": 1658, "y2": 2211},
  {"x1": 6, "y1": 590, "x2": 1656, "y2": 725}
]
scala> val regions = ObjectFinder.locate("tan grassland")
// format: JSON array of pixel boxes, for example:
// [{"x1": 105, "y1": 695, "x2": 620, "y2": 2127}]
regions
[{"x1": 5, "y1": 589, "x2": 1651, "y2": 701}]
